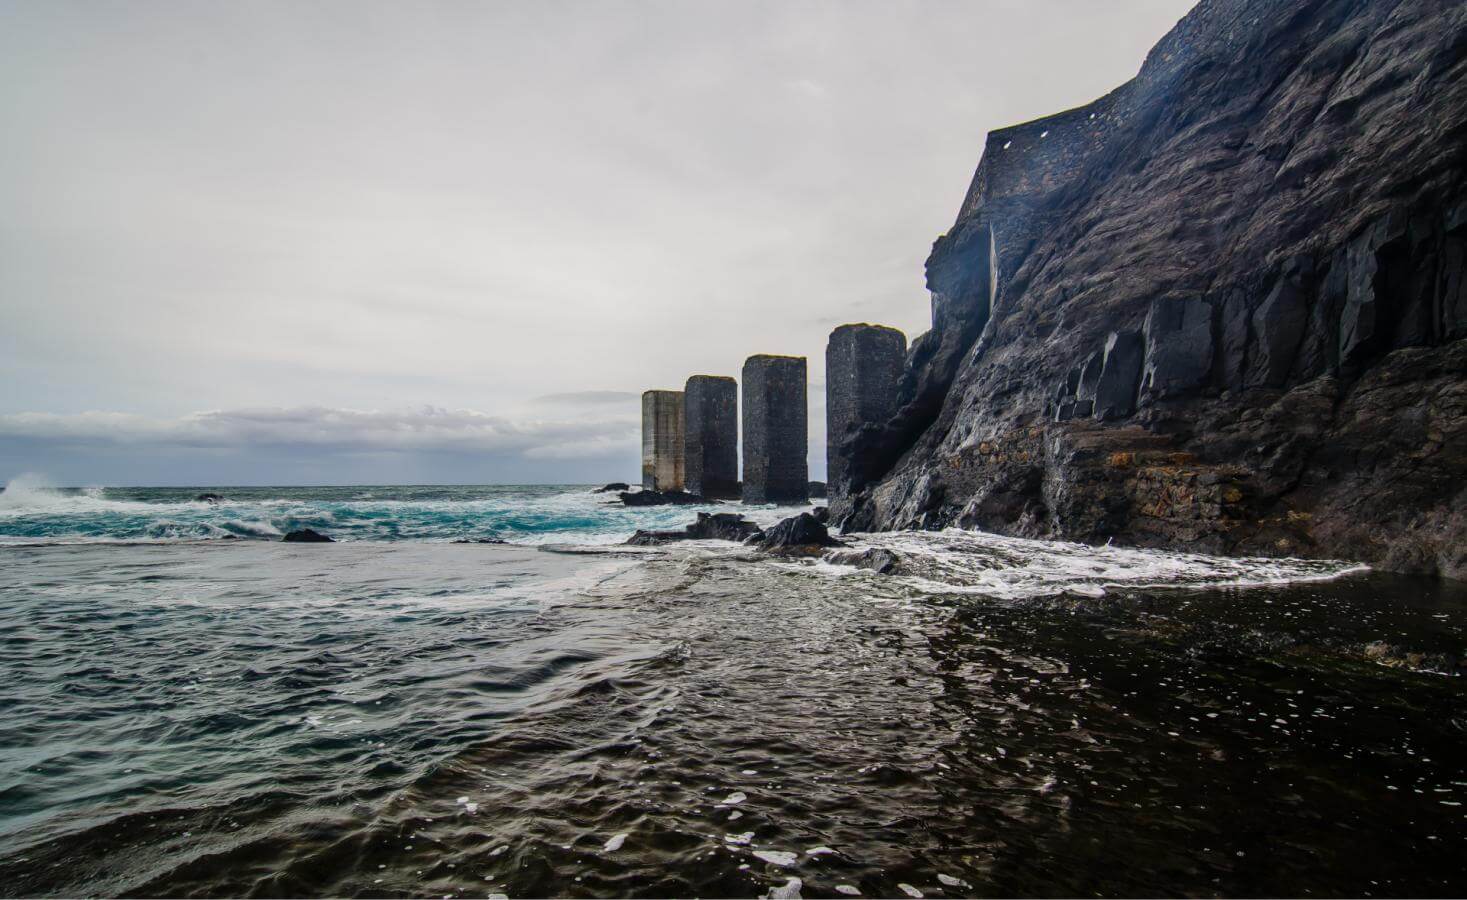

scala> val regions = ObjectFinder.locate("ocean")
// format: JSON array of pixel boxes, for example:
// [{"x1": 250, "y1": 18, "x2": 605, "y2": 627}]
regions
[{"x1": 1, "y1": 481, "x2": 1465, "y2": 897}]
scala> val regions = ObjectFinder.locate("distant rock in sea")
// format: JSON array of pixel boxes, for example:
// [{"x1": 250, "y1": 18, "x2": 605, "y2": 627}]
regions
[
  {"x1": 194, "y1": 493, "x2": 224, "y2": 503},
  {"x1": 626, "y1": 512, "x2": 764, "y2": 546},
  {"x1": 282, "y1": 528, "x2": 333, "y2": 543},
  {"x1": 619, "y1": 489, "x2": 708, "y2": 507},
  {"x1": 808, "y1": 481, "x2": 828, "y2": 498},
  {"x1": 592, "y1": 482, "x2": 630, "y2": 493}
]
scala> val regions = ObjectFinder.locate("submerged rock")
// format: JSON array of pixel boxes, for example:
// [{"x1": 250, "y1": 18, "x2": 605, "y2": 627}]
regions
[
  {"x1": 282, "y1": 528, "x2": 333, "y2": 543},
  {"x1": 758, "y1": 513, "x2": 843, "y2": 553},
  {"x1": 194, "y1": 493, "x2": 224, "y2": 503},
  {"x1": 827, "y1": 547, "x2": 903, "y2": 575},
  {"x1": 619, "y1": 489, "x2": 708, "y2": 507},
  {"x1": 627, "y1": 512, "x2": 764, "y2": 546},
  {"x1": 592, "y1": 482, "x2": 630, "y2": 493},
  {"x1": 453, "y1": 537, "x2": 509, "y2": 544}
]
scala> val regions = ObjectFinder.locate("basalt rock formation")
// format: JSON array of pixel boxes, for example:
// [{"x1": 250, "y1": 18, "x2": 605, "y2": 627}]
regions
[{"x1": 837, "y1": 0, "x2": 1467, "y2": 578}]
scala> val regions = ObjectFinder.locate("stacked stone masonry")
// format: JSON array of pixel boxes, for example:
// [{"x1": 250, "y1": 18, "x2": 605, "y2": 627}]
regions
[
  {"x1": 683, "y1": 375, "x2": 739, "y2": 499},
  {"x1": 741, "y1": 355, "x2": 809, "y2": 504},
  {"x1": 641, "y1": 390, "x2": 685, "y2": 491},
  {"x1": 826, "y1": 324, "x2": 907, "y2": 500}
]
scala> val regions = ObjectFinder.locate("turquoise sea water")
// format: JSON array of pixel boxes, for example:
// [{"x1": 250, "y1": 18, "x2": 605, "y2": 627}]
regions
[{"x1": 0, "y1": 477, "x2": 768, "y2": 545}]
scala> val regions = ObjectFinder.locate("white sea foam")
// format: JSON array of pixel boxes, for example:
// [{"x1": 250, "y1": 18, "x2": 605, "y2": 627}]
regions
[{"x1": 786, "y1": 527, "x2": 1368, "y2": 600}]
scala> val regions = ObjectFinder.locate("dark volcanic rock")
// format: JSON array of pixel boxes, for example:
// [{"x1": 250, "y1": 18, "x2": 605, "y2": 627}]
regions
[
  {"x1": 283, "y1": 528, "x2": 333, "y2": 543},
  {"x1": 626, "y1": 512, "x2": 763, "y2": 546},
  {"x1": 1141, "y1": 297, "x2": 1213, "y2": 402},
  {"x1": 810, "y1": 506, "x2": 830, "y2": 525},
  {"x1": 1248, "y1": 257, "x2": 1314, "y2": 389},
  {"x1": 1094, "y1": 331, "x2": 1144, "y2": 420},
  {"x1": 619, "y1": 489, "x2": 707, "y2": 507},
  {"x1": 593, "y1": 482, "x2": 630, "y2": 493},
  {"x1": 757, "y1": 513, "x2": 843, "y2": 553},
  {"x1": 838, "y1": 0, "x2": 1467, "y2": 578},
  {"x1": 808, "y1": 481, "x2": 828, "y2": 498},
  {"x1": 194, "y1": 493, "x2": 224, "y2": 503}
]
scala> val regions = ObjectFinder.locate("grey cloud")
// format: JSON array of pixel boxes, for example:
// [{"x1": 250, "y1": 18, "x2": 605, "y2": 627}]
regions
[{"x1": 0, "y1": 406, "x2": 637, "y2": 460}]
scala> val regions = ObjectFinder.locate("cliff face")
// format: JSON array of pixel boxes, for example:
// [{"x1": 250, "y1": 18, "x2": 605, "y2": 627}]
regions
[{"x1": 836, "y1": 0, "x2": 1467, "y2": 578}]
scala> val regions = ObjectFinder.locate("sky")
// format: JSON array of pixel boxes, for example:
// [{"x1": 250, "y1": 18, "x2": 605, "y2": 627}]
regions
[{"x1": 0, "y1": 0, "x2": 1196, "y2": 486}]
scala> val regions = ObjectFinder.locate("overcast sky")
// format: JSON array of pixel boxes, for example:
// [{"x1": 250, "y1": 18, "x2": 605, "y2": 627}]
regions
[{"x1": 0, "y1": 0, "x2": 1195, "y2": 486}]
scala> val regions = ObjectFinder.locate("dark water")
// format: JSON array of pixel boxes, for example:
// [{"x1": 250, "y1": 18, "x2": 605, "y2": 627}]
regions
[{"x1": 1, "y1": 486, "x2": 1465, "y2": 897}]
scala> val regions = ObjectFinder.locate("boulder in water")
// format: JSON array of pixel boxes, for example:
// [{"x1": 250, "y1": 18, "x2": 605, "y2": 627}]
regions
[
  {"x1": 283, "y1": 528, "x2": 333, "y2": 543},
  {"x1": 194, "y1": 493, "x2": 224, "y2": 503},
  {"x1": 593, "y1": 482, "x2": 630, "y2": 493},
  {"x1": 757, "y1": 513, "x2": 843, "y2": 554}
]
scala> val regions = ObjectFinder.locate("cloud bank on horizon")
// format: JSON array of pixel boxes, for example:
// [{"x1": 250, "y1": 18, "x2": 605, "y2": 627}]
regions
[{"x1": 0, "y1": 0, "x2": 1196, "y2": 485}]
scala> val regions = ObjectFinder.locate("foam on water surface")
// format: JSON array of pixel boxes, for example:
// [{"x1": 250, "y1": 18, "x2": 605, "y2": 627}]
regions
[{"x1": 792, "y1": 527, "x2": 1368, "y2": 600}]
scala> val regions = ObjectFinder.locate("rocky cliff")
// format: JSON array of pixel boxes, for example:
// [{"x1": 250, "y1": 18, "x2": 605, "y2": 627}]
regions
[{"x1": 834, "y1": 0, "x2": 1467, "y2": 578}]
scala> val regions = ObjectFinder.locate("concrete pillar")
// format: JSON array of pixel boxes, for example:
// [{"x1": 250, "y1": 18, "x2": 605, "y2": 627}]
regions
[
  {"x1": 683, "y1": 375, "x2": 739, "y2": 499},
  {"x1": 825, "y1": 324, "x2": 907, "y2": 500},
  {"x1": 641, "y1": 390, "x2": 685, "y2": 491},
  {"x1": 741, "y1": 355, "x2": 808, "y2": 504}
]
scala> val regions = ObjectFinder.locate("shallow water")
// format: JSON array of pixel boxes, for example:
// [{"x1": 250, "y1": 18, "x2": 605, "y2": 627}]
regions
[{"x1": 1, "y1": 485, "x2": 1465, "y2": 897}]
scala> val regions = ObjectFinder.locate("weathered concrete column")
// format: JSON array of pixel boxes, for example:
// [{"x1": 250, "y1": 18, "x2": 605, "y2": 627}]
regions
[
  {"x1": 641, "y1": 390, "x2": 685, "y2": 491},
  {"x1": 825, "y1": 324, "x2": 907, "y2": 500},
  {"x1": 741, "y1": 355, "x2": 808, "y2": 504},
  {"x1": 683, "y1": 375, "x2": 739, "y2": 499}
]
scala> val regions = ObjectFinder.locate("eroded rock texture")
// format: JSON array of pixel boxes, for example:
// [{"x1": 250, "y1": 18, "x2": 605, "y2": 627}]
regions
[{"x1": 840, "y1": 0, "x2": 1467, "y2": 578}]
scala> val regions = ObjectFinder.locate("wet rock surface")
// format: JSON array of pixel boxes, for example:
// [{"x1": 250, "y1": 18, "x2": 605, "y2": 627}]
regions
[
  {"x1": 839, "y1": 0, "x2": 1467, "y2": 578},
  {"x1": 758, "y1": 513, "x2": 843, "y2": 554},
  {"x1": 827, "y1": 547, "x2": 904, "y2": 575}
]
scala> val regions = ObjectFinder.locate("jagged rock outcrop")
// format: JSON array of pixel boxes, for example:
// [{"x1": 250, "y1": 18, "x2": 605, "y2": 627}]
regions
[{"x1": 839, "y1": 0, "x2": 1467, "y2": 578}]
